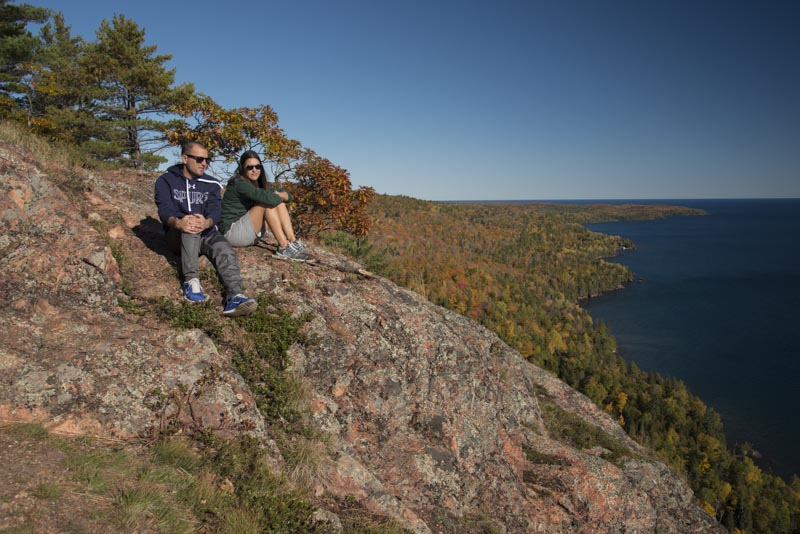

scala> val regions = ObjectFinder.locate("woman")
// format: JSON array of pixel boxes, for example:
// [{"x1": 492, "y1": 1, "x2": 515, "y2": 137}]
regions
[{"x1": 220, "y1": 150, "x2": 310, "y2": 261}]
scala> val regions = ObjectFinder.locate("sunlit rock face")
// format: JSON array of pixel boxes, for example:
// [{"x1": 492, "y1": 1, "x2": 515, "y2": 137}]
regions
[{"x1": 0, "y1": 139, "x2": 724, "y2": 533}]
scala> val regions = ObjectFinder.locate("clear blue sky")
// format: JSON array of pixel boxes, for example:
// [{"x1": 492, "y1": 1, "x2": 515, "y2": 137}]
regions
[{"x1": 27, "y1": 0, "x2": 800, "y2": 200}]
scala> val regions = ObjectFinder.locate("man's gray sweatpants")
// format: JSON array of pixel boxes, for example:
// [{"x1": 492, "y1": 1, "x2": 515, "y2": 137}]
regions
[{"x1": 166, "y1": 229, "x2": 244, "y2": 300}]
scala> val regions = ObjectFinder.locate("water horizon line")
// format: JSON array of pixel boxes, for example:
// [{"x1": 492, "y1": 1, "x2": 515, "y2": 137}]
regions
[{"x1": 438, "y1": 197, "x2": 800, "y2": 204}]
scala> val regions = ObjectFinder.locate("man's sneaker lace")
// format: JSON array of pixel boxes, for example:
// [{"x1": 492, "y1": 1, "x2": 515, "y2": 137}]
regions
[
  {"x1": 182, "y1": 278, "x2": 208, "y2": 303},
  {"x1": 275, "y1": 244, "x2": 310, "y2": 262},
  {"x1": 289, "y1": 239, "x2": 306, "y2": 253},
  {"x1": 223, "y1": 294, "x2": 257, "y2": 317}
]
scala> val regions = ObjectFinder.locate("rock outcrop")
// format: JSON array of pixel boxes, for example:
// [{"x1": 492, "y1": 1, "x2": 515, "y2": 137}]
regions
[{"x1": 0, "y1": 138, "x2": 724, "y2": 533}]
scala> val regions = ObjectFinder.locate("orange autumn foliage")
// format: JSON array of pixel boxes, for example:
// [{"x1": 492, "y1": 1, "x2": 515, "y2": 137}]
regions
[{"x1": 167, "y1": 93, "x2": 373, "y2": 236}]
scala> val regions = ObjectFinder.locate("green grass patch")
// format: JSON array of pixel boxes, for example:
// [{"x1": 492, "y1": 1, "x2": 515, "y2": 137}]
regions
[
  {"x1": 157, "y1": 297, "x2": 225, "y2": 339},
  {"x1": 63, "y1": 446, "x2": 133, "y2": 494},
  {"x1": 107, "y1": 239, "x2": 140, "y2": 300},
  {"x1": 0, "y1": 524, "x2": 36, "y2": 534},
  {"x1": 31, "y1": 482, "x2": 63, "y2": 500},
  {"x1": 4, "y1": 422, "x2": 50, "y2": 441},
  {"x1": 197, "y1": 436, "x2": 316, "y2": 533},
  {"x1": 0, "y1": 425, "x2": 200, "y2": 531},
  {"x1": 144, "y1": 290, "x2": 325, "y2": 531},
  {"x1": 539, "y1": 398, "x2": 630, "y2": 463},
  {"x1": 158, "y1": 293, "x2": 312, "y2": 426},
  {"x1": 151, "y1": 437, "x2": 201, "y2": 473},
  {"x1": 137, "y1": 464, "x2": 192, "y2": 486},
  {"x1": 219, "y1": 507, "x2": 263, "y2": 534},
  {"x1": 231, "y1": 295, "x2": 311, "y2": 425},
  {"x1": 113, "y1": 483, "x2": 193, "y2": 534},
  {"x1": 522, "y1": 445, "x2": 571, "y2": 466},
  {"x1": 0, "y1": 120, "x2": 107, "y2": 171},
  {"x1": 278, "y1": 432, "x2": 333, "y2": 489}
]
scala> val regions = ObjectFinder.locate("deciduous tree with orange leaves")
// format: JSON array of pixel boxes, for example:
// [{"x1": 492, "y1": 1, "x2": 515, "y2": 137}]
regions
[{"x1": 167, "y1": 93, "x2": 373, "y2": 237}]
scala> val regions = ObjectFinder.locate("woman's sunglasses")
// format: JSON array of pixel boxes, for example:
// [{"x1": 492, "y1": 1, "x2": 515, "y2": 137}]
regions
[{"x1": 245, "y1": 164, "x2": 264, "y2": 171}]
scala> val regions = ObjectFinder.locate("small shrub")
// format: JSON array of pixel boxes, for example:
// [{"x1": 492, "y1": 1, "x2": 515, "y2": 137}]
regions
[
  {"x1": 221, "y1": 508, "x2": 262, "y2": 534},
  {"x1": 64, "y1": 447, "x2": 132, "y2": 494},
  {"x1": 31, "y1": 482, "x2": 63, "y2": 500},
  {"x1": 319, "y1": 231, "x2": 389, "y2": 274},
  {"x1": 539, "y1": 399, "x2": 629, "y2": 463},
  {"x1": 334, "y1": 494, "x2": 413, "y2": 534},
  {"x1": 152, "y1": 437, "x2": 200, "y2": 473},
  {"x1": 157, "y1": 297, "x2": 224, "y2": 339},
  {"x1": 5, "y1": 422, "x2": 49, "y2": 441},
  {"x1": 204, "y1": 436, "x2": 315, "y2": 533},
  {"x1": 227, "y1": 294, "x2": 311, "y2": 424},
  {"x1": 279, "y1": 432, "x2": 333, "y2": 489},
  {"x1": 522, "y1": 445, "x2": 571, "y2": 466},
  {"x1": 113, "y1": 483, "x2": 192, "y2": 534}
]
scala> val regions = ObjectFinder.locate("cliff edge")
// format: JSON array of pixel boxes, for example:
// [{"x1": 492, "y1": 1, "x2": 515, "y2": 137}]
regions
[{"x1": 0, "y1": 139, "x2": 724, "y2": 533}]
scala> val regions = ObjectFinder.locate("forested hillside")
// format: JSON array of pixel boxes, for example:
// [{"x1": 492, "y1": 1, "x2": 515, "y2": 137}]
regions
[{"x1": 323, "y1": 194, "x2": 800, "y2": 534}]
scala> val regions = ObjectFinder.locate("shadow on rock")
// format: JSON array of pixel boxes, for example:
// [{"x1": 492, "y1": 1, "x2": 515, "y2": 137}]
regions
[{"x1": 133, "y1": 215, "x2": 173, "y2": 259}]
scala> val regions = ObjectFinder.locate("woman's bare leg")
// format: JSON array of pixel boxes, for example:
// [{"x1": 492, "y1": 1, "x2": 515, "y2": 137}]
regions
[
  {"x1": 248, "y1": 205, "x2": 266, "y2": 235},
  {"x1": 264, "y1": 206, "x2": 289, "y2": 247},
  {"x1": 275, "y1": 203, "x2": 296, "y2": 242}
]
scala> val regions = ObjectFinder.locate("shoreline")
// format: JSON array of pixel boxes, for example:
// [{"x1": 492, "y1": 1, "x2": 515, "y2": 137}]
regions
[{"x1": 581, "y1": 203, "x2": 800, "y2": 479}]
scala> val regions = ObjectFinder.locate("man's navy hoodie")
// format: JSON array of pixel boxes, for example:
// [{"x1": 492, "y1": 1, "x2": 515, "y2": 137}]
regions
[{"x1": 154, "y1": 164, "x2": 223, "y2": 235}]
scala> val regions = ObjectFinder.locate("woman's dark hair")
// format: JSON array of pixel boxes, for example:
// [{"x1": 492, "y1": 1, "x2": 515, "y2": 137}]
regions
[{"x1": 237, "y1": 150, "x2": 267, "y2": 189}]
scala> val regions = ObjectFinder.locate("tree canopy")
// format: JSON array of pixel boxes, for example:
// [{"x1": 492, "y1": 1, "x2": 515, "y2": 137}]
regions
[
  {"x1": 168, "y1": 93, "x2": 374, "y2": 236},
  {"x1": 83, "y1": 14, "x2": 194, "y2": 169},
  {"x1": 0, "y1": 0, "x2": 48, "y2": 116}
]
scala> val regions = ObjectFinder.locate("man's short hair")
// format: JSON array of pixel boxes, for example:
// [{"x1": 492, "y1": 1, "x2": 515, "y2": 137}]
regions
[{"x1": 181, "y1": 141, "x2": 207, "y2": 155}]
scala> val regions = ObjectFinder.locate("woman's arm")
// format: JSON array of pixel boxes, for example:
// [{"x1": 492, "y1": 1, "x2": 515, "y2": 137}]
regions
[{"x1": 238, "y1": 178, "x2": 286, "y2": 207}]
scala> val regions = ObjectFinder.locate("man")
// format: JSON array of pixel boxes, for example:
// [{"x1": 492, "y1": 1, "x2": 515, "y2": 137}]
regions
[{"x1": 154, "y1": 141, "x2": 257, "y2": 317}]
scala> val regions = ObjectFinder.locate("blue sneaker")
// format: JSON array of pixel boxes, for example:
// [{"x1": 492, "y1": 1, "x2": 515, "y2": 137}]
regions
[
  {"x1": 182, "y1": 278, "x2": 208, "y2": 303},
  {"x1": 223, "y1": 294, "x2": 257, "y2": 317}
]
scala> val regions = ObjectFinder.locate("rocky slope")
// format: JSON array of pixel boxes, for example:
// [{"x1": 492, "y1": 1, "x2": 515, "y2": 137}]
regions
[{"x1": 0, "y1": 138, "x2": 724, "y2": 533}]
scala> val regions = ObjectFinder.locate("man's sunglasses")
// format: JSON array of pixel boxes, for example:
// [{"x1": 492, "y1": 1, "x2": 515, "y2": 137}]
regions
[
  {"x1": 184, "y1": 154, "x2": 212, "y2": 164},
  {"x1": 245, "y1": 164, "x2": 264, "y2": 171}
]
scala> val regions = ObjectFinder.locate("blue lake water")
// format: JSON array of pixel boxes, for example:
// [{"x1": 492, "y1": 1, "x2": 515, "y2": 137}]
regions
[{"x1": 583, "y1": 199, "x2": 800, "y2": 480}]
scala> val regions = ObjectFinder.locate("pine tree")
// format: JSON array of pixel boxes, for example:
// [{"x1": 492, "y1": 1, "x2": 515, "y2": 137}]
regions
[
  {"x1": 82, "y1": 14, "x2": 193, "y2": 169},
  {"x1": 24, "y1": 12, "x2": 101, "y2": 144},
  {"x1": 0, "y1": 0, "x2": 48, "y2": 118}
]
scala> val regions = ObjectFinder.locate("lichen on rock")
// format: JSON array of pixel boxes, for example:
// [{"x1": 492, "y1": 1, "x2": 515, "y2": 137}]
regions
[{"x1": 0, "y1": 139, "x2": 724, "y2": 533}]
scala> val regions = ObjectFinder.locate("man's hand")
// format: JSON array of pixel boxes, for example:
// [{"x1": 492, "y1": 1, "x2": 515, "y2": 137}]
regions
[{"x1": 176, "y1": 214, "x2": 208, "y2": 234}]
